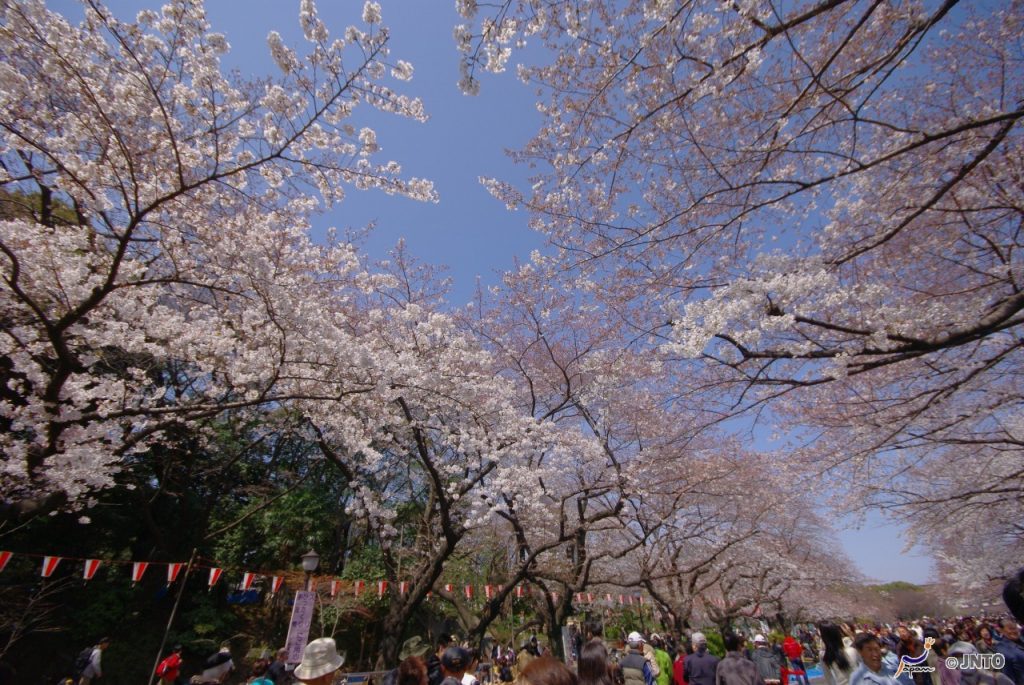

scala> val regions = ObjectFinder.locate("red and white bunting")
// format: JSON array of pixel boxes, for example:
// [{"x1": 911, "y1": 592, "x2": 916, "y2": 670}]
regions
[
  {"x1": 576, "y1": 592, "x2": 584, "y2": 603},
  {"x1": 485, "y1": 585, "x2": 494, "y2": 600},
  {"x1": 588, "y1": 593, "x2": 595, "y2": 603},
  {"x1": 399, "y1": 581, "x2": 409, "y2": 596},
  {"x1": 353, "y1": 579, "x2": 364, "y2": 596},
  {"x1": 605, "y1": 593, "x2": 613, "y2": 603},
  {"x1": 167, "y1": 563, "x2": 184, "y2": 585},
  {"x1": 131, "y1": 561, "x2": 149, "y2": 584},
  {"x1": 330, "y1": 580, "x2": 341, "y2": 598},
  {"x1": 426, "y1": 591, "x2": 433, "y2": 600},
  {"x1": 83, "y1": 559, "x2": 101, "y2": 581},
  {"x1": 515, "y1": 585, "x2": 525, "y2": 598},
  {"x1": 208, "y1": 567, "x2": 223, "y2": 588},
  {"x1": 271, "y1": 576, "x2": 284, "y2": 595},
  {"x1": 637, "y1": 595, "x2": 644, "y2": 605},
  {"x1": 41, "y1": 555, "x2": 61, "y2": 578},
  {"x1": 627, "y1": 596, "x2": 635, "y2": 606},
  {"x1": 241, "y1": 572, "x2": 256, "y2": 591},
  {"x1": 464, "y1": 584, "x2": 473, "y2": 600},
  {"x1": 377, "y1": 580, "x2": 388, "y2": 598},
  {"x1": 618, "y1": 594, "x2": 625, "y2": 605},
  {"x1": 444, "y1": 583, "x2": 454, "y2": 593},
  {"x1": 0, "y1": 551, "x2": 12, "y2": 573}
]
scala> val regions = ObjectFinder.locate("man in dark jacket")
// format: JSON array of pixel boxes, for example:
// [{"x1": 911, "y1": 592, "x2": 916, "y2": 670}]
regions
[
  {"x1": 717, "y1": 634, "x2": 765, "y2": 685},
  {"x1": 993, "y1": 619, "x2": 1024, "y2": 685},
  {"x1": 684, "y1": 633, "x2": 720, "y2": 685},
  {"x1": 751, "y1": 636, "x2": 781, "y2": 685},
  {"x1": 427, "y1": 635, "x2": 453, "y2": 685}
]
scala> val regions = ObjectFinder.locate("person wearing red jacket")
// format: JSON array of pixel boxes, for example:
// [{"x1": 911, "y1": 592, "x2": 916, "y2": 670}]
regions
[
  {"x1": 782, "y1": 637, "x2": 809, "y2": 685},
  {"x1": 155, "y1": 645, "x2": 183, "y2": 685}
]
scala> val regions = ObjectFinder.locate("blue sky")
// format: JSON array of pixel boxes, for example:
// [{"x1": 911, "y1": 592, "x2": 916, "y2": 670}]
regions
[{"x1": 49, "y1": 0, "x2": 935, "y2": 584}]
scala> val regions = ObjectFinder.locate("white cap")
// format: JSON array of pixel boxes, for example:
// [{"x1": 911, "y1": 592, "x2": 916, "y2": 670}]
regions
[
  {"x1": 692, "y1": 632, "x2": 707, "y2": 645},
  {"x1": 754, "y1": 635, "x2": 767, "y2": 644},
  {"x1": 628, "y1": 631, "x2": 645, "y2": 644}
]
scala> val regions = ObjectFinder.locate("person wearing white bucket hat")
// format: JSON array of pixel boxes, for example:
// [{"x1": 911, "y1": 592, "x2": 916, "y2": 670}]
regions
[{"x1": 294, "y1": 638, "x2": 345, "y2": 684}]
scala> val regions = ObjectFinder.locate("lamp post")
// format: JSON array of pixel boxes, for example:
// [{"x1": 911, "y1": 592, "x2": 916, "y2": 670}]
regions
[{"x1": 301, "y1": 548, "x2": 320, "y2": 592}]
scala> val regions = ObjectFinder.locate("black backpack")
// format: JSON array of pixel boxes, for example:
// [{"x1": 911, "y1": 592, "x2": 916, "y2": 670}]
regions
[{"x1": 74, "y1": 646, "x2": 93, "y2": 675}]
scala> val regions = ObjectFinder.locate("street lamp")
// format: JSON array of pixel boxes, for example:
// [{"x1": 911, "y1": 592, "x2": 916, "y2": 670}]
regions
[{"x1": 301, "y1": 548, "x2": 320, "y2": 591}]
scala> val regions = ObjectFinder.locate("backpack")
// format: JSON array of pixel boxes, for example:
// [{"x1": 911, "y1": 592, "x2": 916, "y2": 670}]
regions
[{"x1": 74, "y1": 647, "x2": 94, "y2": 675}]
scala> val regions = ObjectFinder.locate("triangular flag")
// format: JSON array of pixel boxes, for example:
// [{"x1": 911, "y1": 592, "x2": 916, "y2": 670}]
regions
[
  {"x1": 588, "y1": 593, "x2": 595, "y2": 602},
  {"x1": 618, "y1": 594, "x2": 625, "y2": 605},
  {"x1": 0, "y1": 551, "x2": 12, "y2": 573},
  {"x1": 241, "y1": 572, "x2": 256, "y2": 591},
  {"x1": 41, "y1": 555, "x2": 61, "y2": 578},
  {"x1": 330, "y1": 580, "x2": 341, "y2": 597},
  {"x1": 576, "y1": 592, "x2": 584, "y2": 603},
  {"x1": 606, "y1": 593, "x2": 613, "y2": 603},
  {"x1": 637, "y1": 595, "x2": 644, "y2": 605},
  {"x1": 208, "y1": 567, "x2": 223, "y2": 588},
  {"x1": 399, "y1": 581, "x2": 409, "y2": 595},
  {"x1": 131, "y1": 561, "x2": 149, "y2": 584},
  {"x1": 167, "y1": 563, "x2": 184, "y2": 585},
  {"x1": 271, "y1": 576, "x2": 284, "y2": 595},
  {"x1": 354, "y1": 579, "x2": 364, "y2": 596},
  {"x1": 444, "y1": 583, "x2": 454, "y2": 593},
  {"x1": 83, "y1": 559, "x2": 101, "y2": 581},
  {"x1": 464, "y1": 584, "x2": 473, "y2": 600},
  {"x1": 485, "y1": 584, "x2": 494, "y2": 600},
  {"x1": 515, "y1": 585, "x2": 525, "y2": 598},
  {"x1": 378, "y1": 580, "x2": 388, "y2": 598}
]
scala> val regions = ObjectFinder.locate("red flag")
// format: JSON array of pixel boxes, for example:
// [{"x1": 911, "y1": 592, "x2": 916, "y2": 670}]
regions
[
  {"x1": 131, "y1": 561, "x2": 149, "y2": 584},
  {"x1": 41, "y1": 555, "x2": 61, "y2": 578},
  {"x1": 271, "y1": 576, "x2": 284, "y2": 594},
  {"x1": 83, "y1": 559, "x2": 101, "y2": 581},
  {"x1": 576, "y1": 592, "x2": 584, "y2": 603},
  {"x1": 167, "y1": 563, "x2": 184, "y2": 585},
  {"x1": 485, "y1": 585, "x2": 494, "y2": 600},
  {"x1": 588, "y1": 593, "x2": 595, "y2": 602},
  {"x1": 515, "y1": 585, "x2": 525, "y2": 598},
  {"x1": 208, "y1": 567, "x2": 223, "y2": 588},
  {"x1": 241, "y1": 572, "x2": 256, "y2": 591},
  {"x1": 330, "y1": 580, "x2": 341, "y2": 597},
  {"x1": 444, "y1": 583, "x2": 454, "y2": 593},
  {"x1": 378, "y1": 580, "x2": 388, "y2": 598},
  {"x1": 354, "y1": 580, "x2": 364, "y2": 596},
  {"x1": 399, "y1": 581, "x2": 409, "y2": 595},
  {"x1": 0, "y1": 551, "x2": 11, "y2": 573},
  {"x1": 464, "y1": 584, "x2": 473, "y2": 600}
]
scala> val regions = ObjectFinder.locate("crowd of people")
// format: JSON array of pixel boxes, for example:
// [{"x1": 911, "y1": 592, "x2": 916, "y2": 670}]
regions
[{"x1": 63, "y1": 613, "x2": 1024, "y2": 685}]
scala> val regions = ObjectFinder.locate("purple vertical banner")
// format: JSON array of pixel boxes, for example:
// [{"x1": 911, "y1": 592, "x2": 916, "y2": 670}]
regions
[{"x1": 285, "y1": 590, "x2": 317, "y2": 663}]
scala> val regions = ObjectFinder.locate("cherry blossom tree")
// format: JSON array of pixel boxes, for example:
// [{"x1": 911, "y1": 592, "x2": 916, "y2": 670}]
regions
[
  {"x1": 458, "y1": 0, "x2": 1024, "y2": 584},
  {"x1": 0, "y1": 0, "x2": 435, "y2": 516}
]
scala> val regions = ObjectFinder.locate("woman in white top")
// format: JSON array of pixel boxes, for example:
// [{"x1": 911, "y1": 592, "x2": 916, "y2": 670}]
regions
[{"x1": 819, "y1": 622, "x2": 860, "y2": 685}]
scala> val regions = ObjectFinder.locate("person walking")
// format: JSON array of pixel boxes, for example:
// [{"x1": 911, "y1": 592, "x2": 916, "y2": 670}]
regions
[
  {"x1": 77, "y1": 637, "x2": 111, "y2": 685},
  {"x1": 684, "y1": 633, "x2": 720, "y2": 685},
  {"x1": 751, "y1": 636, "x2": 782, "y2": 685},
  {"x1": 993, "y1": 620, "x2": 1024, "y2": 685},
  {"x1": 621, "y1": 633, "x2": 656, "y2": 685},
  {"x1": 850, "y1": 634, "x2": 899, "y2": 685},
  {"x1": 650, "y1": 636, "x2": 674, "y2": 685},
  {"x1": 819, "y1": 622, "x2": 859, "y2": 685},
  {"x1": 715, "y1": 633, "x2": 764, "y2": 685},
  {"x1": 293, "y1": 638, "x2": 345, "y2": 685},
  {"x1": 783, "y1": 636, "x2": 809, "y2": 685},
  {"x1": 155, "y1": 644, "x2": 184, "y2": 685},
  {"x1": 267, "y1": 648, "x2": 292, "y2": 684}
]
